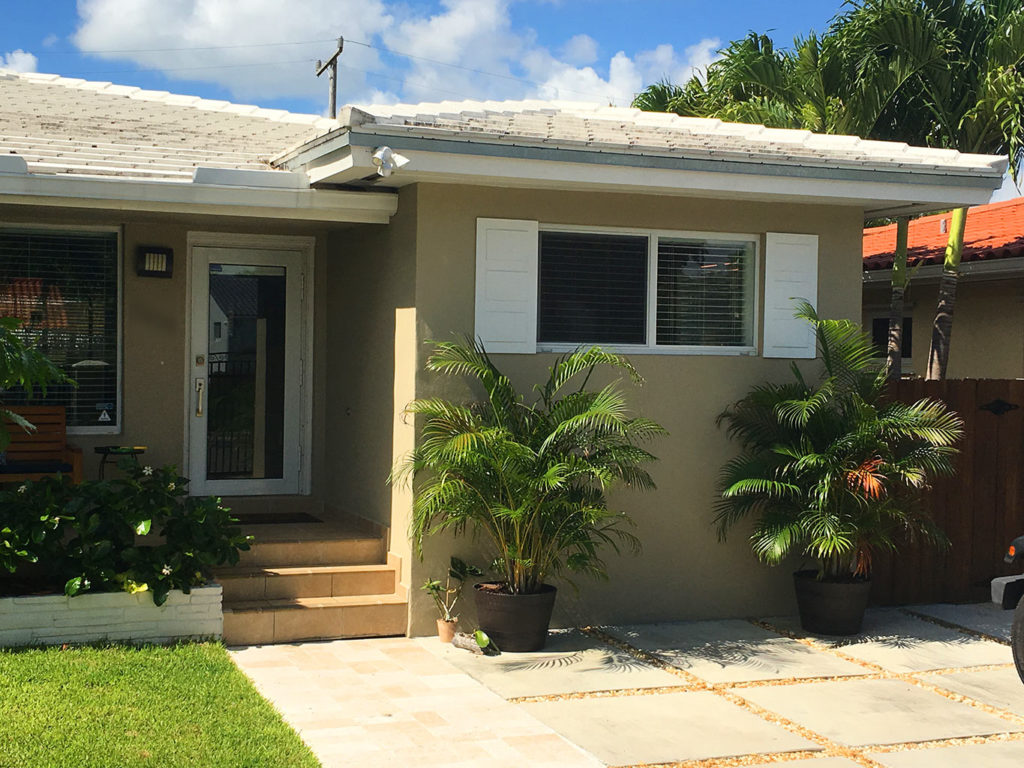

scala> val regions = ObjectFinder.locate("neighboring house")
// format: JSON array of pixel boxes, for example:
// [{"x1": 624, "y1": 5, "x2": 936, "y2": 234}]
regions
[
  {"x1": 863, "y1": 198, "x2": 1024, "y2": 378},
  {"x1": 0, "y1": 69, "x2": 1006, "y2": 642}
]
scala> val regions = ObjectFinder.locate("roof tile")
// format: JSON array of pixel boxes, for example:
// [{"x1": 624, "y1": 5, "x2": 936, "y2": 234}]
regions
[{"x1": 863, "y1": 197, "x2": 1024, "y2": 270}]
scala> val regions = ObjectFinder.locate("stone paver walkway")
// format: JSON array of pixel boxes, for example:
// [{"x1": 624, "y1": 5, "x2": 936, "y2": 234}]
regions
[
  {"x1": 231, "y1": 603, "x2": 1024, "y2": 767},
  {"x1": 230, "y1": 637, "x2": 601, "y2": 768}
]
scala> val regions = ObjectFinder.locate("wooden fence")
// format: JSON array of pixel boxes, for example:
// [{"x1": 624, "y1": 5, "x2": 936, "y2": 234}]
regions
[{"x1": 872, "y1": 379, "x2": 1024, "y2": 605}]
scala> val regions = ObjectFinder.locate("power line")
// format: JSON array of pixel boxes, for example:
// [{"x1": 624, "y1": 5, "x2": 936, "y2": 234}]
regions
[
  {"x1": 65, "y1": 39, "x2": 337, "y2": 55},
  {"x1": 63, "y1": 58, "x2": 319, "y2": 76},
  {"x1": 344, "y1": 37, "x2": 615, "y2": 102},
  {"x1": 54, "y1": 34, "x2": 617, "y2": 103}
]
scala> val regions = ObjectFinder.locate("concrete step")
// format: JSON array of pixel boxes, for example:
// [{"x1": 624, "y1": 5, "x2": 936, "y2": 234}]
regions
[
  {"x1": 235, "y1": 535, "x2": 386, "y2": 568},
  {"x1": 222, "y1": 592, "x2": 408, "y2": 645},
  {"x1": 216, "y1": 555, "x2": 400, "y2": 602}
]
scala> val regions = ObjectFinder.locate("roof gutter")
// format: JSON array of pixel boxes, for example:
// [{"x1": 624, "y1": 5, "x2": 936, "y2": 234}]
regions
[
  {"x1": 278, "y1": 127, "x2": 1005, "y2": 216},
  {"x1": 864, "y1": 257, "x2": 1024, "y2": 284},
  {"x1": 0, "y1": 160, "x2": 397, "y2": 223},
  {"x1": 345, "y1": 129, "x2": 1004, "y2": 190}
]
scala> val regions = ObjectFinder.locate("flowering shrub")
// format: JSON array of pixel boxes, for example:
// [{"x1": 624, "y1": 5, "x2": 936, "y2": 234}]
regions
[{"x1": 0, "y1": 461, "x2": 251, "y2": 605}]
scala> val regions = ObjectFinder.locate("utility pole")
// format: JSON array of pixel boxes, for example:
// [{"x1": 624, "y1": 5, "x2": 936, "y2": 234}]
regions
[{"x1": 315, "y1": 36, "x2": 344, "y2": 118}]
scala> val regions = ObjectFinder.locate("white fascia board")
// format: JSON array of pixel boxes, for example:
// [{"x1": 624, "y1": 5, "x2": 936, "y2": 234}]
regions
[
  {"x1": 368, "y1": 148, "x2": 997, "y2": 212},
  {"x1": 0, "y1": 172, "x2": 397, "y2": 223},
  {"x1": 863, "y1": 257, "x2": 1024, "y2": 284}
]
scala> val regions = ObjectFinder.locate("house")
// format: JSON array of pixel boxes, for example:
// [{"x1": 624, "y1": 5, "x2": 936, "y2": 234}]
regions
[
  {"x1": 863, "y1": 197, "x2": 1024, "y2": 378},
  {"x1": 0, "y1": 69, "x2": 1006, "y2": 643}
]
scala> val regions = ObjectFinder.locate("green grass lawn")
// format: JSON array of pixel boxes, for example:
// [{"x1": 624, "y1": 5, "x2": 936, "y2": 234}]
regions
[{"x1": 0, "y1": 643, "x2": 320, "y2": 768}]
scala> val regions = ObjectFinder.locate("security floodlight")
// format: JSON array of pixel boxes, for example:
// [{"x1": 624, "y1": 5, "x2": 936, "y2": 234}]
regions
[{"x1": 371, "y1": 146, "x2": 410, "y2": 178}]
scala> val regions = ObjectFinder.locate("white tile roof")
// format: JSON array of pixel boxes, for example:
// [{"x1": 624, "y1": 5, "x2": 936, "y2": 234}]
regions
[
  {"x1": 0, "y1": 70, "x2": 1006, "y2": 185},
  {"x1": 341, "y1": 100, "x2": 1005, "y2": 177},
  {"x1": 0, "y1": 69, "x2": 336, "y2": 181}
]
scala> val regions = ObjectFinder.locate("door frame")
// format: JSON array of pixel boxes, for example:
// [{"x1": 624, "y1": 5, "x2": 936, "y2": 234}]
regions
[{"x1": 183, "y1": 232, "x2": 315, "y2": 496}]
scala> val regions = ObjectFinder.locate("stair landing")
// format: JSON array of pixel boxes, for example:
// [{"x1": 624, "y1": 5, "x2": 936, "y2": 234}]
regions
[{"x1": 217, "y1": 516, "x2": 407, "y2": 645}]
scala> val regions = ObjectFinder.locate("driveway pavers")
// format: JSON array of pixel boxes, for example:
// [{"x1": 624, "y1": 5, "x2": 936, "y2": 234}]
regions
[
  {"x1": 921, "y1": 667, "x2": 1024, "y2": 712},
  {"x1": 768, "y1": 607, "x2": 1011, "y2": 672},
  {"x1": 911, "y1": 602, "x2": 1011, "y2": 640},
  {"x1": 737, "y1": 677, "x2": 1022, "y2": 746},
  {"x1": 230, "y1": 603, "x2": 1024, "y2": 767},
  {"x1": 603, "y1": 618, "x2": 867, "y2": 683},
  {"x1": 868, "y1": 739, "x2": 1024, "y2": 766},
  {"x1": 419, "y1": 628, "x2": 682, "y2": 698},
  {"x1": 522, "y1": 690, "x2": 818, "y2": 765}
]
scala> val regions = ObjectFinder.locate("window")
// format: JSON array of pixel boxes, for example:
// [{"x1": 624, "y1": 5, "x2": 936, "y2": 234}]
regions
[
  {"x1": 537, "y1": 228, "x2": 756, "y2": 351},
  {"x1": 871, "y1": 316, "x2": 912, "y2": 359},
  {"x1": 0, "y1": 229, "x2": 120, "y2": 431},
  {"x1": 538, "y1": 232, "x2": 648, "y2": 345}
]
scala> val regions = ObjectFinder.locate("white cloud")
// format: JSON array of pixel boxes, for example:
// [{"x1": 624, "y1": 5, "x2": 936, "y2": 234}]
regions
[
  {"x1": 42, "y1": 34, "x2": 59, "y2": 48},
  {"x1": 2, "y1": 49, "x2": 38, "y2": 73},
  {"x1": 561, "y1": 34, "x2": 597, "y2": 66},
  {"x1": 71, "y1": 0, "x2": 719, "y2": 109},
  {"x1": 73, "y1": 0, "x2": 394, "y2": 104}
]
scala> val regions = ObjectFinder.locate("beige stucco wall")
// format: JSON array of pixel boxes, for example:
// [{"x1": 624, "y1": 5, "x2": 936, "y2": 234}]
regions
[
  {"x1": 863, "y1": 277, "x2": 1024, "y2": 379},
  {"x1": 397, "y1": 183, "x2": 866, "y2": 636},
  {"x1": 323, "y1": 188, "x2": 418, "y2": 586},
  {"x1": 0, "y1": 204, "x2": 331, "y2": 496}
]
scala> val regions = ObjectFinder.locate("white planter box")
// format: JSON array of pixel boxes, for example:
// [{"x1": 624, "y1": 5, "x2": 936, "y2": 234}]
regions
[{"x1": 0, "y1": 584, "x2": 222, "y2": 647}]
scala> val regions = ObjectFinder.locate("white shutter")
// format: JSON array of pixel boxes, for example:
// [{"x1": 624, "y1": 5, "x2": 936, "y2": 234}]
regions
[
  {"x1": 763, "y1": 232, "x2": 819, "y2": 358},
  {"x1": 475, "y1": 218, "x2": 539, "y2": 354}
]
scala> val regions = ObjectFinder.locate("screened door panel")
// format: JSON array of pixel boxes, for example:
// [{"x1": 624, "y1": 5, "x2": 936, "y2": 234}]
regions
[{"x1": 0, "y1": 230, "x2": 119, "y2": 430}]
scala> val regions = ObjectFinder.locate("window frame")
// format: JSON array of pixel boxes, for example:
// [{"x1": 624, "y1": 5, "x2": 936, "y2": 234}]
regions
[
  {"x1": 0, "y1": 223, "x2": 123, "y2": 436},
  {"x1": 537, "y1": 224, "x2": 760, "y2": 356}
]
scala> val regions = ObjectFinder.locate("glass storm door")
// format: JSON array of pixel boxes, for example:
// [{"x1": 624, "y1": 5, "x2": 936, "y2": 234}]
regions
[{"x1": 189, "y1": 246, "x2": 306, "y2": 495}]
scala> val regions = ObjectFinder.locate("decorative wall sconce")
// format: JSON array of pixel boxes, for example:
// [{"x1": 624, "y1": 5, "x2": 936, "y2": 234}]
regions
[{"x1": 136, "y1": 246, "x2": 174, "y2": 278}]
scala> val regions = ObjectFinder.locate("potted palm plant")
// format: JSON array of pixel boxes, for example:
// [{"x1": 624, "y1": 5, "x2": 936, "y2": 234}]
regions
[
  {"x1": 716, "y1": 304, "x2": 963, "y2": 635},
  {"x1": 394, "y1": 340, "x2": 664, "y2": 651}
]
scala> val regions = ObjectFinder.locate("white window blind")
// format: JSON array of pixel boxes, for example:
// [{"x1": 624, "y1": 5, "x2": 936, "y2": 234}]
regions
[
  {"x1": 656, "y1": 238, "x2": 754, "y2": 347},
  {"x1": 763, "y1": 232, "x2": 819, "y2": 359},
  {"x1": 0, "y1": 230, "x2": 120, "y2": 429},
  {"x1": 474, "y1": 218, "x2": 539, "y2": 354},
  {"x1": 538, "y1": 231, "x2": 649, "y2": 345}
]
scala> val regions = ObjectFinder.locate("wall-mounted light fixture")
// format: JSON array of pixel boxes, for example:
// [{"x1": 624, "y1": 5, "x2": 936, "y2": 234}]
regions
[{"x1": 136, "y1": 246, "x2": 174, "y2": 278}]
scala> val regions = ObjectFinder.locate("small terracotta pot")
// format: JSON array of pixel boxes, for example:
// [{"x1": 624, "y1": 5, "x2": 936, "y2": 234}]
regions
[{"x1": 437, "y1": 618, "x2": 458, "y2": 643}]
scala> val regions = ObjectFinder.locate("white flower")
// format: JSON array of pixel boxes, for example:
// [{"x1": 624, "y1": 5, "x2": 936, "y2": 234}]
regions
[
  {"x1": 161, "y1": 564, "x2": 173, "y2": 576},
  {"x1": 142, "y1": 466, "x2": 153, "y2": 476},
  {"x1": 17, "y1": 485, "x2": 27, "y2": 494},
  {"x1": 166, "y1": 482, "x2": 176, "y2": 491}
]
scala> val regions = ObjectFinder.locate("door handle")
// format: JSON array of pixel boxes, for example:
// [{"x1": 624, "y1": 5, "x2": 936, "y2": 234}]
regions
[{"x1": 195, "y1": 378, "x2": 205, "y2": 417}]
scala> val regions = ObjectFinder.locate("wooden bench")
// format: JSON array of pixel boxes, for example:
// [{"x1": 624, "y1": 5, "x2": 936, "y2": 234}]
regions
[{"x1": 0, "y1": 406, "x2": 83, "y2": 484}]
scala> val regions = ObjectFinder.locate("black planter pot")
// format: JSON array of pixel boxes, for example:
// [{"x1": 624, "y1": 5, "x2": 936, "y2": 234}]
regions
[
  {"x1": 474, "y1": 582, "x2": 557, "y2": 652},
  {"x1": 793, "y1": 570, "x2": 872, "y2": 636}
]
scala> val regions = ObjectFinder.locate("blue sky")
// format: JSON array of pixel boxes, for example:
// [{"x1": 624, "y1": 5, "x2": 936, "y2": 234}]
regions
[{"x1": 0, "y1": 0, "x2": 844, "y2": 113}]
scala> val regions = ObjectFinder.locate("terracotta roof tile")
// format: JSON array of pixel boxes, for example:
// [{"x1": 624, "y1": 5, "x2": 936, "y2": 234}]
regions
[{"x1": 863, "y1": 197, "x2": 1024, "y2": 271}]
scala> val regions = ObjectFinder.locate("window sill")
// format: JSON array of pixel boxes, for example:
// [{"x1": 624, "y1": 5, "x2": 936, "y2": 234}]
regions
[
  {"x1": 68, "y1": 427, "x2": 122, "y2": 437},
  {"x1": 537, "y1": 344, "x2": 758, "y2": 357}
]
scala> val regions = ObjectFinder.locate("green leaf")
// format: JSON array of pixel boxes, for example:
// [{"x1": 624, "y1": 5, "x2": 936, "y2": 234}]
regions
[
  {"x1": 474, "y1": 629, "x2": 493, "y2": 649},
  {"x1": 135, "y1": 519, "x2": 152, "y2": 536},
  {"x1": 64, "y1": 576, "x2": 89, "y2": 597}
]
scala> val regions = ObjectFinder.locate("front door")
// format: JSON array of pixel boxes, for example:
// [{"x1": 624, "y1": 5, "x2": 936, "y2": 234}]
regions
[{"x1": 188, "y1": 245, "x2": 308, "y2": 495}]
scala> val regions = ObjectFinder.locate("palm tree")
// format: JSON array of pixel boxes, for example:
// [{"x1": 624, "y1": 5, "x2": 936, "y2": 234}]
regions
[
  {"x1": 632, "y1": 21, "x2": 942, "y2": 382},
  {"x1": 845, "y1": 0, "x2": 1024, "y2": 379},
  {"x1": 716, "y1": 304, "x2": 962, "y2": 580},
  {"x1": 392, "y1": 341, "x2": 665, "y2": 595}
]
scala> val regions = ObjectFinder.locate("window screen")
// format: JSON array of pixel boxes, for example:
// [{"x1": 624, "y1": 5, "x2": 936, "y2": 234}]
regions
[
  {"x1": 656, "y1": 238, "x2": 753, "y2": 347},
  {"x1": 0, "y1": 230, "x2": 119, "y2": 429},
  {"x1": 538, "y1": 231, "x2": 648, "y2": 345}
]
